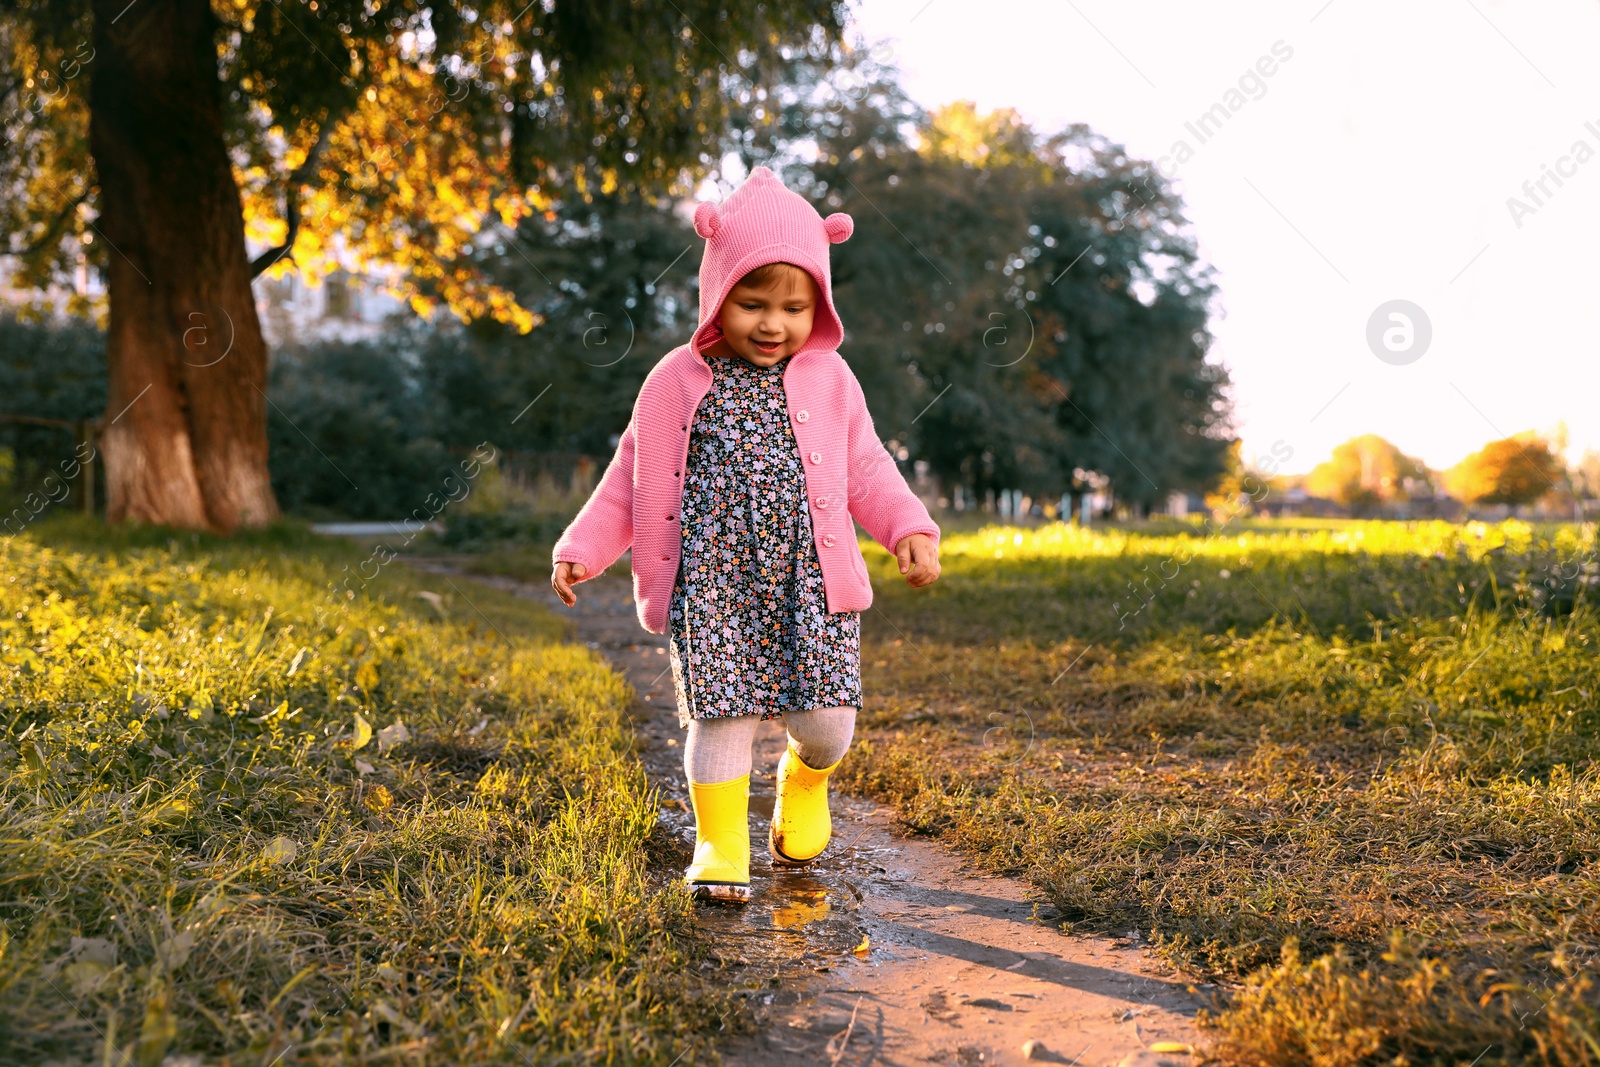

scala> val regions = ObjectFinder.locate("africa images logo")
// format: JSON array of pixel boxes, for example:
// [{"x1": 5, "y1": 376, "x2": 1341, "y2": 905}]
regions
[{"x1": 1505, "y1": 119, "x2": 1600, "y2": 229}]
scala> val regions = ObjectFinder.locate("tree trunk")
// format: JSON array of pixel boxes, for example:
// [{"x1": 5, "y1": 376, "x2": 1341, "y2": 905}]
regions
[{"x1": 88, "y1": 0, "x2": 279, "y2": 531}]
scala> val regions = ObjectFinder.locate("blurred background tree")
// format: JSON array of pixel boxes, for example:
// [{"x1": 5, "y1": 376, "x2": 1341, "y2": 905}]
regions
[
  {"x1": 1572, "y1": 448, "x2": 1600, "y2": 504},
  {"x1": 1306, "y1": 434, "x2": 1432, "y2": 514},
  {"x1": 1446, "y1": 433, "x2": 1562, "y2": 508}
]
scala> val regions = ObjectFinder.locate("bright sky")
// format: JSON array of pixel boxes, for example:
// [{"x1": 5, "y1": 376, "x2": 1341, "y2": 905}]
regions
[{"x1": 848, "y1": 0, "x2": 1600, "y2": 475}]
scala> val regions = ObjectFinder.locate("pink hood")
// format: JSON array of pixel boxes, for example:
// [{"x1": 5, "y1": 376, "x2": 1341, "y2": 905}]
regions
[{"x1": 690, "y1": 166, "x2": 856, "y2": 357}]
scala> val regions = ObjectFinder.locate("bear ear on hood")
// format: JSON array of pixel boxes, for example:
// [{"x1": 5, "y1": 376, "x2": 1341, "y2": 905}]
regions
[
  {"x1": 823, "y1": 212, "x2": 854, "y2": 244},
  {"x1": 694, "y1": 201, "x2": 721, "y2": 240}
]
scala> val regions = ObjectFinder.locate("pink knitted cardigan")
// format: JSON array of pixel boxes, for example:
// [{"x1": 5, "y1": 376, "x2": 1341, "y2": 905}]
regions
[{"x1": 551, "y1": 167, "x2": 940, "y2": 634}]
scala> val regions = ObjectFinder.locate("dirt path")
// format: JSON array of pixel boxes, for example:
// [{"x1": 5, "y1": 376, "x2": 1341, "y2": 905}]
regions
[{"x1": 414, "y1": 559, "x2": 1205, "y2": 1067}]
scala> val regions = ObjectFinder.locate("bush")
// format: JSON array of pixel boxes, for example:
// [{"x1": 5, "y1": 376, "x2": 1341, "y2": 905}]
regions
[
  {"x1": 0, "y1": 314, "x2": 106, "y2": 514},
  {"x1": 267, "y1": 342, "x2": 452, "y2": 519}
]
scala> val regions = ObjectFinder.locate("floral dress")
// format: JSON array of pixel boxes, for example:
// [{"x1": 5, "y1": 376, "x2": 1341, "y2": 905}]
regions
[{"x1": 667, "y1": 352, "x2": 862, "y2": 726}]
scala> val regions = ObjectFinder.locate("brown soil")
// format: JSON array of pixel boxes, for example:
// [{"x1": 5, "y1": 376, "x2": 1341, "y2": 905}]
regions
[{"x1": 414, "y1": 560, "x2": 1207, "y2": 1067}]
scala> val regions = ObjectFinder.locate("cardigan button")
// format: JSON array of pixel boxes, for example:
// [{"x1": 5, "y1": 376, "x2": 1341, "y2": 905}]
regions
[
  {"x1": 821, "y1": 535, "x2": 836, "y2": 548},
  {"x1": 808, "y1": 451, "x2": 822, "y2": 464},
  {"x1": 814, "y1": 496, "x2": 828, "y2": 509},
  {"x1": 795, "y1": 410, "x2": 809, "y2": 423}
]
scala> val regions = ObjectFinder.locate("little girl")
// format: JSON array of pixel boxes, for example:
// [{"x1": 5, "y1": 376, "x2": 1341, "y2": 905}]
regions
[{"x1": 550, "y1": 167, "x2": 941, "y2": 902}]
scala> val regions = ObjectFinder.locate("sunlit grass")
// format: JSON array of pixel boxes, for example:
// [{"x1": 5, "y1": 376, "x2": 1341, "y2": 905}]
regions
[
  {"x1": 0, "y1": 518, "x2": 723, "y2": 1066},
  {"x1": 849, "y1": 518, "x2": 1600, "y2": 1064},
  {"x1": 864, "y1": 518, "x2": 1596, "y2": 646},
  {"x1": 941, "y1": 516, "x2": 1584, "y2": 562}
]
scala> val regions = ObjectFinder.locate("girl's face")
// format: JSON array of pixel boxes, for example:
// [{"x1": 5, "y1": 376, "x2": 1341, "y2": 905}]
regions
[{"x1": 712, "y1": 265, "x2": 819, "y2": 367}]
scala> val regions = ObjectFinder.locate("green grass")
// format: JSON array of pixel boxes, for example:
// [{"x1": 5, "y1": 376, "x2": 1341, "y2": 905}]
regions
[
  {"x1": 0, "y1": 518, "x2": 725, "y2": 1066},
  {"x1": 843, "y1": 518, "x2": 1600, "y2": 1065}
]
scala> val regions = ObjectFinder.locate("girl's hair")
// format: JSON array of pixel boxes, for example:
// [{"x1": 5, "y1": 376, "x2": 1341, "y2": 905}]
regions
[{"x1": 734, "y1": 261, "x2": 813, "y2": 292}]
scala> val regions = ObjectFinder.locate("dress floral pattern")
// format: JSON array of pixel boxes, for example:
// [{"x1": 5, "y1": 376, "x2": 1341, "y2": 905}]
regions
[{"x1": 668, "y1": 352, "x2": 862, "y2": 725}]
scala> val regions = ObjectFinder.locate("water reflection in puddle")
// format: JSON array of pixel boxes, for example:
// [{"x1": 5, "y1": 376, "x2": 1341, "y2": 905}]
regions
[
  {"x1": 772, "y1": 890, "x2": 830, "y2": 930},
  {"x1": 693, "y1": 869, "x2": 862, "y2": 975}
]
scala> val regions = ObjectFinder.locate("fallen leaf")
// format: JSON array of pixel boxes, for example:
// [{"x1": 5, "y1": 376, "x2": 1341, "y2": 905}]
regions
[
  {"x1": 351, "y1": 713, "x2": 373, "y2": 751},
  {"x1": 68, "y1": 936, "x2": 117, "y2": 966},
  {"x1": 1149, "y1": 1043, "x2": 1195, "y2": 1055},
  {"x1": 376, "y1": 720, "x2": 410, "y2": 754},
  {"x1": 63, "y1": 959, "x2": 112, "y2": 996},
  {"x1": 354, "y1": 758, "x2": 376, "y2": 776},
  {"x1": 155, "y1": 928, "x2": 196, "y2": 972},
  {"x1": 261, "y1": 836, "x2": 298, "y2": 865},
  {"x1": 149, "y1": 799, "x2": 189, "y2": 825},
  {"x1": 364, "y1": 784, "x2": 394, "y2": 813},
  {"x1": 852, "y1": 936, "x2": 870, "y2": 956}
]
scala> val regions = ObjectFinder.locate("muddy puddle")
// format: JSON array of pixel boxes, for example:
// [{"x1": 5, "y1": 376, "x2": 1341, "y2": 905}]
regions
[{"x1": 654, "y1": 769, "x2": 904, "y2": 983}]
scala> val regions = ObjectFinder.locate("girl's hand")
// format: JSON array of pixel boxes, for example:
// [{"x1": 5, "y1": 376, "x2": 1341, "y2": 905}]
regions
[
  {"x1": 894, "y1": 534, "x2": 941, "y2": 588},
  {"x1": 551, "y1": 561, "x2": 588, "y2": 607}
]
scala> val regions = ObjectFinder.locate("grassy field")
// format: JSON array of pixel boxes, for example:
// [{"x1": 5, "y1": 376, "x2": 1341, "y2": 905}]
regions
[
  {"x1": 0, "y1": 519, "x2": 726, "y2": 1066},
  {"x1": 842, "y1": 518, "x2": 1600, "y2": 1064}
]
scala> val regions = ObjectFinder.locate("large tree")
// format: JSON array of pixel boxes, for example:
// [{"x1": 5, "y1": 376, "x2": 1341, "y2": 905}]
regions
[{"x1": 0, "y1": 0, "x2": 843, "y2": 530}]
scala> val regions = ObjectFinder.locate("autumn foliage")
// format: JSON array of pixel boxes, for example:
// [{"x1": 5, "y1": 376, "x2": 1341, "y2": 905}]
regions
[{"x1": 1446, "y1": 433, "x2": 1564, "y2": 507}]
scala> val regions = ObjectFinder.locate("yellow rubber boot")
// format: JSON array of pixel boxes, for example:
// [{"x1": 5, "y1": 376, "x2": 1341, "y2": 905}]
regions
[
  {"x1": 769, "y1": 742, "x2": 842, "y2": 867},
  {"x1": 685, "y1": 775, "x2": 751, "y2": 902}
]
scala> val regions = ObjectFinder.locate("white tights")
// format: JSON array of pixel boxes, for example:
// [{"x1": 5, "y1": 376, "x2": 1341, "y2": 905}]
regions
[{"x1": 684, "y1": 706, "x2": 857, "y2": 784}]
